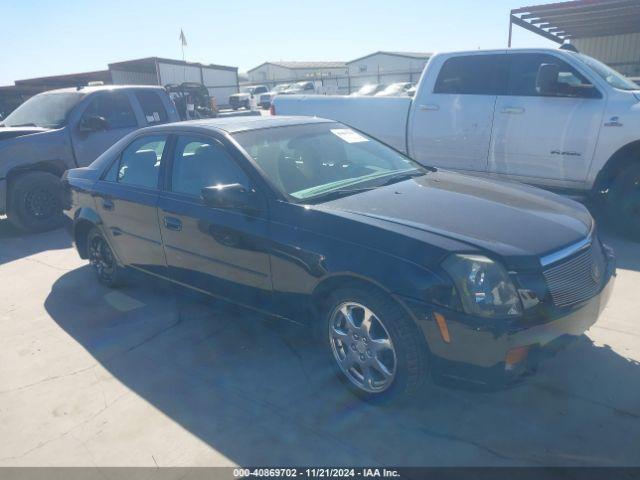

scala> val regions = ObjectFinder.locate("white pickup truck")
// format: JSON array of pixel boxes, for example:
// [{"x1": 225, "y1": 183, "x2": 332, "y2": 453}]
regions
[{"x1": 273, "y1": 48, "x2": 640, "y2": 237}]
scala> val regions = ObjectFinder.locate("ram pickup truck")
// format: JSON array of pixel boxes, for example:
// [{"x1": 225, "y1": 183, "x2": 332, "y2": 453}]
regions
[
  {"x1": 273, "y1": 48, "x2": 640, "y2": 238},
  {"x1": 0, "y1": 85, "x2": 179, "y2": 232}
]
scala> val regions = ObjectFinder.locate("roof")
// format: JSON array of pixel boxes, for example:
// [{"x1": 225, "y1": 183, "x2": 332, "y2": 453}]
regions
[
  {"x1": 108, "y1": 57, "x2": 238, "y2": 73},
  {"x1": 248, "y1": 61, "x2": 346, "y2": 73},
  {"x1": 510, "y1": 0, "x2": 640, "y2": 44},
  {"x1": 14, "y1": 70, "x2": 112, "y2": 87},
  {"x1": 39, "y1": 84, "x2": 167, "y2": 95},
  {"x1": 151, "y1": 115, "x2": 333, "y2": 134},
  {"x1": 347, "y1": 51, "x2": 432, "y2": 64}
]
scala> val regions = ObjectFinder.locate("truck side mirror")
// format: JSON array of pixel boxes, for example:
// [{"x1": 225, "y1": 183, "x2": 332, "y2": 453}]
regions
[
  {"x1": 79, "y1": 115, "x2": 108, "y2": 133},
  {"x1": 536, "y1": 63, "x2": 560, "y2": 96}
]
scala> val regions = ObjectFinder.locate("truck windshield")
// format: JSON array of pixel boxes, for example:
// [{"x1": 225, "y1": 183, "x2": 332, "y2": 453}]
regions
[
  {"x1": 1, "y1": 92, "x2": 84, "y2": 128},
  {"x1": 576, "y1": 54, "x2": 638, "y2": 91},
  {"x1": 233, "y1": 122, "x2": 428, "y2": 202}
]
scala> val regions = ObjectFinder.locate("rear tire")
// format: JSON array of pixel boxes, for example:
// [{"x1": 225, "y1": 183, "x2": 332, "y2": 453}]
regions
[
  {"x1": 605, "y1": 162, "x2": 640, "y2": 240},
  {"x1": 7, "y1": 171, "x2": 64, "y2": 233},
  {"x1": 87, "y1": 227, "x2": 124, "y2": 288},
  {"x1": 321, "y1": 285, "x2": 427, "y2": 403}
]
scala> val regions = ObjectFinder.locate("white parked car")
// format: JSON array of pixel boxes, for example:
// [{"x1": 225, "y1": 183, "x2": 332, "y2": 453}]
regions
[
  {"x1": 350, "y1": 84, "x2": 387, "y2": 96},
  {"x1": 274, "y1": 48, "x2": 640, "y2": 237},
  {"x1": 374, "y1": 82, "x2": 415, "y2": 97},
  {"x1": 258, "y1": 84, "x2": 291, "y2": 110},
  {"x1": 229, "y1": 85, "x2": 269, "y2": 110}
]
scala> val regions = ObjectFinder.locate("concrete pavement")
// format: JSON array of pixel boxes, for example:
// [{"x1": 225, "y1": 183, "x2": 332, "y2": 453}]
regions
[{"x1": 0, "y1": 215, "x2": 639, "y2": 467}]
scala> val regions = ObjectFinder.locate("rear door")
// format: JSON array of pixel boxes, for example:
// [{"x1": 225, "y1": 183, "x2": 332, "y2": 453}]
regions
[
  {"x1": 488, "y1": 52, "x2": 605, "y2": 183},
  {"x1": 93, "y1": 134, "x2": 168, "y2": 274},
  {"x1": 72, "y1": 91, "x2": 141, "y2": 166},
  {"x1": 408, "y1": 53, "x2": 508, "y2": 171},
  {"x1": 158, "y1": 133, "x2": 273, "y2": 308}
]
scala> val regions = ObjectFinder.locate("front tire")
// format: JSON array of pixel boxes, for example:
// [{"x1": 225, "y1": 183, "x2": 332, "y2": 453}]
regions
[
  {"x1": 7, "y1": 171, "x2": 64, "y2": 232},
  {"x1": 322, "y1": 286, "x2": 427, "y2": 403},
  {"x1": 605, "y1": 162, "x2": 640, "y2": 240},
  {"x1": 87, "y1": 227, "x2": 124, "y2": 288}
]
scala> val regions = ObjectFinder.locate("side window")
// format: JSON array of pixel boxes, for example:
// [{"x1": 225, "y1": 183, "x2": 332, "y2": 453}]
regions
[
  {"x1": 508, "y1": 53, "x2": 599, "y2": 98},
  {"x1": 134, "y1": 90, "x2": 168, "y2": 125},
  {"x1": 104, "y1": 135, "x2": 166, "y2": 188},
  {"x1": 171, "y1": 136, "x2": 249, "y2": 197},
  {"x1": 81, "y1": 92, "x2": 137, "y2": 129},
  {"x1": 434, "y1": 55, "x2": 508, "y2": 95}
]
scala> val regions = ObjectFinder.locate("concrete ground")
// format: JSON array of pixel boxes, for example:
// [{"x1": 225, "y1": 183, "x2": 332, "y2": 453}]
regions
[{"x1": 0, "y1": 210, "x2": 639, "y2": 467}]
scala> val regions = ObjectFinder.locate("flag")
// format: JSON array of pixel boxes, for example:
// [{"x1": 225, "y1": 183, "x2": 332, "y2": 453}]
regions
[{"x1": 179, "y1": 29, "x2": 187, "y2": 47}]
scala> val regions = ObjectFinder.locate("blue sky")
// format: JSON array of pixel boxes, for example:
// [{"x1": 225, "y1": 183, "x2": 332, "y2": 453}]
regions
[{"x1": 2, "y1": 0, "x2": 558, "y2": 85}]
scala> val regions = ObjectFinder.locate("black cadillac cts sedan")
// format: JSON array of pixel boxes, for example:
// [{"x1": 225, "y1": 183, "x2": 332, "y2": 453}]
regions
[{"x1": 63, "y1": 116, "x2": 616, "y2": 401}]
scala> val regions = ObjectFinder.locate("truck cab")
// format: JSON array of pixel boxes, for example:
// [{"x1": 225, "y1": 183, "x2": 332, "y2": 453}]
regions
[
  {"x1": 0, "y1": 85, "x2": 179, "y2": 231},
  {"x1": 274, "y1": 48, "x2": 640, "y2": 237}
]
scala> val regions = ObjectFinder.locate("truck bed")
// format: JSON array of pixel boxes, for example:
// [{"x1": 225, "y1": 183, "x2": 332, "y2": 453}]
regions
[{"x1": 273, "y1": 95, "x2": 412, "y2": 153}]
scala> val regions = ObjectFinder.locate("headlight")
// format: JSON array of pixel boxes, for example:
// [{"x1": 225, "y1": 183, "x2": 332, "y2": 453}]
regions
[{"x1": 441, "y1": 254, "x2": 522, "y2": 318}]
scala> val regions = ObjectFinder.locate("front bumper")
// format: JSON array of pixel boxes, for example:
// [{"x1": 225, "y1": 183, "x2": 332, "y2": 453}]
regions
[{"x1": 399, "y1": 254, "x2": 616, "y2": 390}]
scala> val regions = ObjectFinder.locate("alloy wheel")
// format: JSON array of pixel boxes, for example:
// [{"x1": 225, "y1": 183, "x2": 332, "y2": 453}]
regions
[
  {"x1": 88, "y1": 234, "x2": 116, "y2": 282},
  {"x1": 329, "y1": 301, "x2": 397, "y2": 393}
]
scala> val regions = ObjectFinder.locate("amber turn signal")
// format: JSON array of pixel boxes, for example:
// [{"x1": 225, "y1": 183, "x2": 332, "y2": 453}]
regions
[{"x1": 434, "y1": 312, "x2": 451, "y2": 343}]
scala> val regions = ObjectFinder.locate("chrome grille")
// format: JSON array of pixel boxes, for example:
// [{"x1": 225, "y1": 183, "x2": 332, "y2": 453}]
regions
[{"x1": 543, "y1": 241, "x2": 605, "y2": 307}]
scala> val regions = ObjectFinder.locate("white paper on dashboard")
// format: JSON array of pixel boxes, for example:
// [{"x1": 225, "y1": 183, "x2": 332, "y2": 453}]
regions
[{"x1": 330, "y1": 128, "x2": 369, "y2": 143}]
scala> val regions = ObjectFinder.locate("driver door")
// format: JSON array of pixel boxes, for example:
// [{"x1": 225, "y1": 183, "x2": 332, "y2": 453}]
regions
[{"x1": 72, "y1": 91, "x2": 141, "y2": 166}]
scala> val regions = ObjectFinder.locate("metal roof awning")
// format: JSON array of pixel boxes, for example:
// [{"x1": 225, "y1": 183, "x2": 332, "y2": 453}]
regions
[{"x1": 509, "y1": 0, "x2": 640, "y2": 46}]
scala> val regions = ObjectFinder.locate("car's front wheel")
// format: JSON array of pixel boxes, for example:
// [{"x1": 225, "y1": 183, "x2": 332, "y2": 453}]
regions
[
  {"x1": 87, "y1": 227, "x2": 124, "y2": 287},
  {"x1": 323, "y1": 286, "x2": 427, "y2": 402}
]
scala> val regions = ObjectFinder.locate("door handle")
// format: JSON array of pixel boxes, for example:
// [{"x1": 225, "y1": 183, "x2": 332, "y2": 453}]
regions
[
  {"x1": 163, "y1": 216, "x2": 182, "y2": 232},
  {"x1": 501, "y1": 106, "x2": 525, "y2": 114},
  {"x1": 418, "y1": 104, "x2": 439, "y2": 111},
  {"x1": 102, "y1": 198, "x2": 114, "y2": 211}
]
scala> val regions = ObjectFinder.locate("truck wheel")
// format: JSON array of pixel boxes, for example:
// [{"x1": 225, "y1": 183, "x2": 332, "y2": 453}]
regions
[
  {"x1": 606, "y1": 162, "x2": 640, "y2": 240},
  {"x1": 87, "y1": 227, "x2": 125, "y2": 287},
  {"x1": 7, "y1": 171, "x2": 64, "y2": 233},
  {"x1": 322, "y1": 285, "x2": 427, "y2": 403}
]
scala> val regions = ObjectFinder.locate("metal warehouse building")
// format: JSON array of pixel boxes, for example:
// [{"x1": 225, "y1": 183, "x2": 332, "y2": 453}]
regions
[
  {"x1": 247, "y1": 61, "x2": 347, "y2": 85},
  {"x1": 108, "y1": 57, "x2": 238, "y2": 106},
  {"x1": 346, "y1": 51, "x2": 431, "y2": 90},
  {"x1": 510, "y1": 0, "x2": 640, "y2": 77},
  {"x1": 0, "y1": 57, "x2": 239, "y2": 115}
]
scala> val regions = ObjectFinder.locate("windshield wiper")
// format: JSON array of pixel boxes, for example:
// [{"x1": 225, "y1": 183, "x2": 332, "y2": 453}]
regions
[
  {"x1": 9, "y1": 123, "x2": 38, "y2": 127},
  {"x1": 304, "y1": 186, "x2": 376, "y2": 203},
  {"x1": 376, "y1": 170, "x2": 426, "y2": 187}
]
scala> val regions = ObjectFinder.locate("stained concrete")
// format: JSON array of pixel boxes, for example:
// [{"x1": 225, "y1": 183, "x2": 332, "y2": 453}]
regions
[{"x1": 0, "y1": 215, "x2": 639, "y2": 467}]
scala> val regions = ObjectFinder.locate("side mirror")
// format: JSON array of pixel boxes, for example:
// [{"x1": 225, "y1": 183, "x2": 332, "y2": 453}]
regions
[
  {"x1": 79, "y1": 115, "x2": 108, "y2": 132},
  {"x1": 201, "y1": 183, "x2": 258, "y2": 211},
  {"x1": 536, "y1": 63, "x2": 560, "y2": 96}
]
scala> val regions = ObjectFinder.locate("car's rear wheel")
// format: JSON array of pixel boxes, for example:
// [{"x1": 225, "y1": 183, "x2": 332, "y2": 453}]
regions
[
  {"x1": 87, "y1": 227, "x2": 124, "y2": 287},
  {"x1": 605, "y1": 162, "x2": 640, "y2": 240},
  {"x1": 323, "y1": 286, "x2": 427, "y2": 402},
  {"x1": 7, "y1": 171, "x2": 65, "y2": 232}
]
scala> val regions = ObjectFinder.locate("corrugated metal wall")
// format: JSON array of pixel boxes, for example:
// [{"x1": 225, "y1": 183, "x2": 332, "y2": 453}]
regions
[
  {"x1": 109, "y1": 69, "x2": 157, "y2": 85},
  {"x1": 573, "y1": 32, "x2": 640, "y2": 76}
]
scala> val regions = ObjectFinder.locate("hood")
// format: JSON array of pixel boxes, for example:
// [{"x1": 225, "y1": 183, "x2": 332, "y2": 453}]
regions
[
  {"x1": 318, "y1": 170, "x2": 592, "y2": 268},
  {"x1": 0, "y1": 126, "x2": 51, "y2": 141}
]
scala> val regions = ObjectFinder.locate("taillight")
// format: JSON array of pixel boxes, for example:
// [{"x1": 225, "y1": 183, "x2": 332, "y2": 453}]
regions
[{"x1": 270, "y1": 104, "x2": 276, "y2": 115}]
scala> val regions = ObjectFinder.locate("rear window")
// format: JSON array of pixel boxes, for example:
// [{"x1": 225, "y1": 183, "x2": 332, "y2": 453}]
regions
[
  {"x1": 434, "y1": 54, "x2": 508, "y2": 95},
  {"x1": 135, "y1": 90, "x2": 168, "y2": 125}
]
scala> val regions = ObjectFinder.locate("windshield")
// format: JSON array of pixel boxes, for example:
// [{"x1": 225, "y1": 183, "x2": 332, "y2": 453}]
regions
[
  {"x1": 233, "y1": 122, "x2": 427, "y2": 202},
  {"x1": 1, "y1": 92, "x2": 84, "y2": 128},
  {"x1": 576, "y1": 53, "x2": 638, "y2": 91}
]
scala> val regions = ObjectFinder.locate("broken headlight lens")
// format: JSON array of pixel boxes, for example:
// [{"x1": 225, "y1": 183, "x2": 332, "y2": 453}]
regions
[{"x1": 442, "y1": 254, "x2": 523, "y2": 318}]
